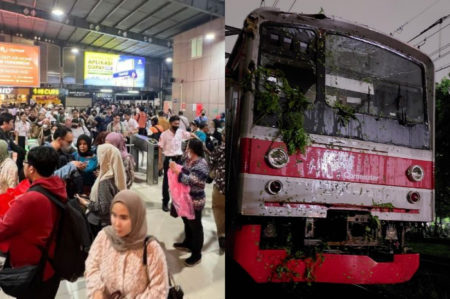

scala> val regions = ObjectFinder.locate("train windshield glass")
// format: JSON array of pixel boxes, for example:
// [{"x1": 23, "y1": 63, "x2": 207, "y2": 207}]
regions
[
  {"x1": 254, "y1": 24, "x2": 317, "y2": 127},
  {"x1": 325, "y1": 34, "x2": 425, "y2": 124}
]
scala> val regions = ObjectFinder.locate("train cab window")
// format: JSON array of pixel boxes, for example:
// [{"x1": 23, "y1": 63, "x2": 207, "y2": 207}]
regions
[
  {"x1": 254, "y1": 25, "x2": 317, "y2": 127},
  {"x1": 325, "y1": 34, "x2": 425, "y2": 124}
]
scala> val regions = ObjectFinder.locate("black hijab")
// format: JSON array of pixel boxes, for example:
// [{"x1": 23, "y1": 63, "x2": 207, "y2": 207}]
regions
[{"x1": 76, "y1": 134, "x2": 94, "y2": 157}]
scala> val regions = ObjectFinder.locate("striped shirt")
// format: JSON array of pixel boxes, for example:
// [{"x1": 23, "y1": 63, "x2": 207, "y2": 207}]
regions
[{"x1": 178, "y1": 158, "x2": 209, "y2": 210}]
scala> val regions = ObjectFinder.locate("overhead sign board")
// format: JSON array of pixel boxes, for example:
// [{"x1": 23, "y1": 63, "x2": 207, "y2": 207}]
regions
[
  {"x1": 0, "y1": 42, "x2": 40, "y2": 87},
  {"x1": 84, "y1": 52, "x2": 145, "y2": 88}
]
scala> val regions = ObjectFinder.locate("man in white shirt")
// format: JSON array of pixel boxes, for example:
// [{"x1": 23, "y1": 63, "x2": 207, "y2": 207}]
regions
[
  {"x1": 178, "y1": 111, "x2": 190, "y2": 131},
  {"x1": 158, "y1": 115, "x2": 194, "y2": 211},
  {"x1": 123, "y1": 111, "x2": 139, "y2": 136}
]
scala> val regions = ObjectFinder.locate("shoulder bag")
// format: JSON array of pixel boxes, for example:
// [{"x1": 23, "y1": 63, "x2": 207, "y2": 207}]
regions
[
  {"x1": 143, "y1": 236, "x2": 184, "y2": 299},
  {"x1": 0, "y1": 213, "x2": 57, "y2": 297}
]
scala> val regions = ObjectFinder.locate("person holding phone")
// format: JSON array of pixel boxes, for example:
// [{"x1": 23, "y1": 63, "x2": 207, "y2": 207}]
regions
[
  {"x1": 77, "y1": 143, "x2": 126, "y2": 237},
  {"x1": 72, "y1": 134, "x2": 98, "y2": 193}
]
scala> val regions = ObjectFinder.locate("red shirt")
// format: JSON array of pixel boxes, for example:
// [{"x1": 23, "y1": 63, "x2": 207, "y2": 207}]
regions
[
  {"x1": 0, "y1": 176, "x2": 67, "y2": 281},
  {"x1": 135, "y1": 112, "x2": 147, "y2": 129}
]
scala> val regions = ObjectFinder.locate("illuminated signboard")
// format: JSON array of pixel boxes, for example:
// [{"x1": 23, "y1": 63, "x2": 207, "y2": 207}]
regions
[
  {"x1": 84, "y1": 52, "x2": 145, "y2": 87},
  {"x1": 32, "y1": 88, "x2": 60, "y2": 95},
  {"x1": 0, "y1": 42, "x2": 40, "y2": 87},
  {"x1": 0, "y1": 88, "x2": 14, "y2": 94}
]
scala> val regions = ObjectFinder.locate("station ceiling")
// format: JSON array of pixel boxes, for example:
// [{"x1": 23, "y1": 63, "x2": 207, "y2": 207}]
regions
[{"x1": 0, "y1": 0, "x2": 224, "y2": 58}]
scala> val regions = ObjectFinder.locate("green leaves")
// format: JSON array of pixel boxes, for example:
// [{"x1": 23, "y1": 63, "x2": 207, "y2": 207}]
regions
[
  {"x1": 252, "y1": 66, "x2": 311, "y2": 154},
  {"x1": 332, "y1": 100, "x2": 357, "y2": 127}
]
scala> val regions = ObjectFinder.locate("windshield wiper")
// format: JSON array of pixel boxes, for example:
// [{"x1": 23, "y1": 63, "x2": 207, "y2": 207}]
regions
[{"x1": 395, "y1": 85, "x2": 407, "y2": 125}]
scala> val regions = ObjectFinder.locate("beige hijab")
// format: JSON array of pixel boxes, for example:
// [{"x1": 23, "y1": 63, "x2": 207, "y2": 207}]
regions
[
  {"x1": 90, "y1": 143, "x2": 127, "y2": 202},
  {"x1": 104, "y1": 190, "x2": 148, "y2": 252},
  {"x1": 0, "y1": 140, "x2": 9, "y2": 164}
]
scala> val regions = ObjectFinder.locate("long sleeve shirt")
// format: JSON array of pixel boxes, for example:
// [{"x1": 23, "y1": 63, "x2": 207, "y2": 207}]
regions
[
  {"x1": 87, "y1": 178, "x2": 119, "y2": 226},
  {"x1": 85, "y1": 230, "x2": 169, "y2": 299},
  {"x1": 178, "y1": 158, "x2": 209, "y2": 211},
  {"x1": 209, "y1": 142, "x2": 226, "y2": 195}
]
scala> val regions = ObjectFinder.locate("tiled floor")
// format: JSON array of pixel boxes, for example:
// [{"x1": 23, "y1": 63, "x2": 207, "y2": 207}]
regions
[{"x1": 1, "y1": 171, "x2": 225, "y2": 299}]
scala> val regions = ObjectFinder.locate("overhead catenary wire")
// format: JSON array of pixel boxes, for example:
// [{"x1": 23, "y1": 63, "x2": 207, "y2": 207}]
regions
[
  {"x1": 432, "y1": 49, "x2": 450, "y2": 62},
  {"x1": 272, "y1": 0, "x2": 280, "y2": 8},
  {"x1": 288, "y1": 0, "x2": 297, "y2": 12},
  {"x1": 390, "y1": 0, "x2": 441, "y2": 36},
  {"x1": 413, "y1": 23, "x2": 450, "y2": 48},
  {"x1": 428, "y1": 42, "x2": 450, "y2": 58},
  {"x1": 409, "y1": 14, "x2": 450, "y2": 43},
  {"x1": 435, "y1": 63, "x2": 450, "y2": 73}
]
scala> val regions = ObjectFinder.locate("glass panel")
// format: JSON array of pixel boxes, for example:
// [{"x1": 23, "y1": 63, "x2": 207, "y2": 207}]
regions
[
  {"x1": 325, "y1": 34, "x2": 424, "y2": 124},
  {"x1": 255, "y1": 24, "x2": 317, "y2": 127},
  {"x1": 191, "y1": 38, "x2": 197, "y2": 58},
  {"x1": 196, "y1": 37, "x2": 203, "y2": 58}
]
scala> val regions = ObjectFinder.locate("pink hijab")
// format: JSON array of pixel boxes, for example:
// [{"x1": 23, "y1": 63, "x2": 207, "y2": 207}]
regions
[{"x1": 105, "y1": 132, "x2": 128, "y2": 159}]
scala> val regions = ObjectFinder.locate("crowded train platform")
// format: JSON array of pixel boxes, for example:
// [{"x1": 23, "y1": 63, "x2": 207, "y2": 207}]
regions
[{"x1": 0, "y1": 103, "x2": 225, "y2": 298}]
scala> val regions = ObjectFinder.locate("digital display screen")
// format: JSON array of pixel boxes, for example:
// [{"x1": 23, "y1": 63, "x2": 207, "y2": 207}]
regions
[
  {"x1": 84, "y1": 51, "x2": 145, "y2": 87},
  {"x1": 0, "y1": 42, "x2": 40, "y2": 87}
]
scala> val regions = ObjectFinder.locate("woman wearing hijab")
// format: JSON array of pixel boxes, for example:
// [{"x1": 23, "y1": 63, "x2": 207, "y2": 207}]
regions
[
  {"x1": 77, "y1": 143, "x2": 127, "y2": 237},
  {"x1": 85, "y1": 190, "x2": 169, "y2": 298},
  {"x1": 92, "y1": 131, "x2": 110, "y2": 153},
  {"x1": 0, "y1": 140, "x2": 18, "y2": 193},
  {"x1": 169, "y1": 138, "x2": 209, "y2": 266},
  {"x1": 105, "y1": 132, "x2": 135, "y2": 188},
  {"x1": 73, "y1": 134, "x2": 98, "y2": 191}
]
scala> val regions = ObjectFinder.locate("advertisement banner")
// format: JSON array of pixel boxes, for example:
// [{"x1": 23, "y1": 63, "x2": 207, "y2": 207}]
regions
[
  {"x1": 0, "y1": 42, "x2": 40, "y2": 87},
  {"x1": 84, "y1": 52, "x2": 145, "y2": 87}
]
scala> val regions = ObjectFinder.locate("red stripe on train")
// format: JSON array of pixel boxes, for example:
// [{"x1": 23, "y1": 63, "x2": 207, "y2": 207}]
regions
[{"x1": 240, "y1": 138, "x2": 433, "y2": 189}]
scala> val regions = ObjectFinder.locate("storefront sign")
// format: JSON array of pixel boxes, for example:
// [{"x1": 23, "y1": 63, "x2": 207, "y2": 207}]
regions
[
  {"x1": 0, "y1": 88, "x2": 13, "y2": 94},
  {"x1": 0, "y1": 42, "x2": 40, "y2": 87},
  {"x1": 32, "y1": 88, "x2": 60, "y2": 95},
  {"x1": 68, "y1": 91, "x2": 91, "y2": 97},
  {"x1": 0, "y1": 87, "x2": 29, "y2": 104}
]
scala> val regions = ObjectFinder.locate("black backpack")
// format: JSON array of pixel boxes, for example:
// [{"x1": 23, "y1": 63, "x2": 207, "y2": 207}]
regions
[
  {"x1": 150, "y1": 126, "x2": 162, "y2": 141},
  {"x1": 30, "y1": 185, "x2": 93, "y2": 282}
]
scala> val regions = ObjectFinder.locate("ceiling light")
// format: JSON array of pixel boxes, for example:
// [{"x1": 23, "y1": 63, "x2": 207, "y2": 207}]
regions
[
  {"x1": 51, "y1": 8, "x2": 64, "y2": 16},
  {"x1": 165, "y1": 57, "x2": 173, "y2": 63},
  {"x1": 100, "y1": 89, "x2": 113, "y2": 93},
  {"x1": 205, "y1": 33, "x2": 215, "y2": 41},
  {"x1": 71, "y1": 48, "x2": 79, "y2": 54},
  {"x1": 128, "y1": 90, "x2": 139, "y2": 94}
]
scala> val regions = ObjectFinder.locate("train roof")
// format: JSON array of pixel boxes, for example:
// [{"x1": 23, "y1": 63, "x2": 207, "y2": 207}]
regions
[{"x1": 227, "y1": 8, "x2": 434, "y2": 75}]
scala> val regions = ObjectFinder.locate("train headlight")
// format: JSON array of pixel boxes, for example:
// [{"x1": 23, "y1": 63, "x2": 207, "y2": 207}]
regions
[
  {"x1": 266, "y1": 180, "x2": 283, "y2": 195},
  {"x1": 406, "y1": 165, "x2": 424, "y2": 182},
  {"x1": 407, "y1": 191, "x2": 421, "y2": 204},
  {"x1": 266, "y1": 147, "x2": 289, "y2": 169}
]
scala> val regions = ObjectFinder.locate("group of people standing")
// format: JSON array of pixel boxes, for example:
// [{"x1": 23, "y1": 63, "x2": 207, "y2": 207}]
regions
[{"x1": 0, "y1": 102, "x2": 226, "y2": 298}]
